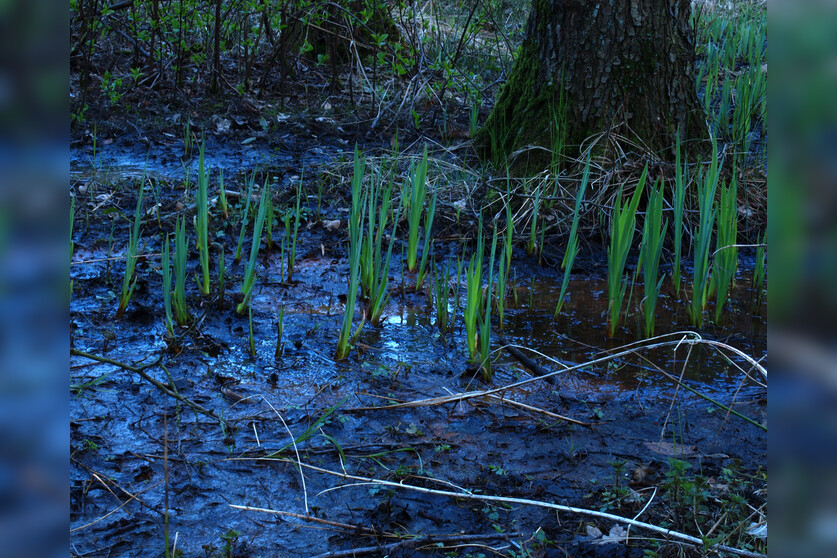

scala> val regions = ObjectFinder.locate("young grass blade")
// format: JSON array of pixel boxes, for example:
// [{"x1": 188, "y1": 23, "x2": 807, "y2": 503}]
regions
[
  {"x1": 236, "y1": 182, "x2": 269, "y2": 314},
  {"x1": 415, "y1": 184, "x2": 437, "y2": 290},
  {"x1": 640, "y1": 178, "x2": 668, "y2": 337},
  {"x1": 218, "y1": 168, "x2": 228, "y2": 219},
  {"x1": 116, "y1": 184, "x2": 144, "y2": 318},
  {"x1": 554, "y1": 152, "x2": 591, "y2": 317},
  {"x1": 161, "y1": 234, "x2": 174, "y2": 338},
  {"x1": 275, "y1": 305, "x2": 285, "y2": 359},
  {"x1": 607, "y1": 165, "x2": 647, "y2": 337},
  {"x1": 464, "y1": 215, "x2": 485, "y2": 361},
  {"x1": 173, "y1": 217, "x2": 189, "y2": 325},
  {"x1": 234, "y1": 174, "x2": 254, "y2": 263},
  {"x1": 713, "y1": 174, "x2": 738, "y2": 323},
  {"x1": 479, "y1": 228, "x2": 499, "y2": 380},
  {"x1": 195, "y1": 138, "x2": 211, "y2": 295},
  {"x1": 689, "y1": 145, "x2": 720, "y2": 327},
  {"x1": 406, "y1": 146, "x2": 429, "y2": 272},
  {"x1": 336, "y1": 148, "x2": 367, "y2": 360},
  {"x1": 287, "y1": 182, "x2": 302, "y2": 283}
]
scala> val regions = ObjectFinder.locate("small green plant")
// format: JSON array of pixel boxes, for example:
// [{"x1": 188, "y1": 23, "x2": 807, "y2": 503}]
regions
[
  {"x1": 432, "y1": 258, "x2": 452, "y2": 334},
  {"x1": 554, "y1": 153, "x2": 590, "y2": 317},
  {"x1": 195, "y1": 139, "x2": 211, "y2": 296},
  {"x1": 361, "y1": 173, "x2": 402, "y2": 326},
  {"x1": 161, "y1": 234, "x2": 175, "y2": 338},
  {"x1": 414, "y1": 185, "x2": 437, "y2": 290},
  {"x1": 234, "y1": 175, "x2": 255, "y2": 262},
  {"x1": 479, "y1": 229, "x2": 499, "y2": 380},
  {"x1": 689, "y1": 145, "x2": 720, "y2": 327},
  {"x1": 116, "y1": 184, "x2": 144, "y2": 318},
  {"x1": 752, "y1": 232, "x2": 766, "y2": 307},
  {"x1": 713, "y1": 174, "x2": 738, "y2": 323},
  {"x1": 236, "y1": 183, "x2": 269, "y2": 314},
  {"x1": 265, "y1": 195, "x2": 275, "y2": 249},
  {"x1": 173, "y1": 217, "x2": 189, "y2": 325},
  {"x1": 606, "y1": 166, "x2": 647, "y2": 337},
  {"x1": 218, "y1": 168, "x2": 228, "y2": 219},
  {"x1": 640, "y1": 178, "x2": 668, "y2": 337},
  {"x1": 336, "y1": 149, "x2": 367, "y2": 360},
  {"x1": 464, "y1": 216, "x2": 485, "y2": 362},
  {"x1": 406, "y1": 147, "x2": 429, "y2": 272},
  {"x1": 275, "y1": 305, "x2": 285, "y2": 359}
]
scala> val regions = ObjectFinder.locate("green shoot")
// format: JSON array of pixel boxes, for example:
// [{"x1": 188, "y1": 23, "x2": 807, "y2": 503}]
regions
[
  {"x1": 479, "y1": 229, "x2": 499, "y2": 380},
  {"x1": 248, "y1": 305, "x2": 256, "y2": 358},
  {"x1": 234, "y1": 174, "x2": 254, "y2": 263},
  {"x1": 689, "y1": 145, "x2": 720, "y2": 327},
  {"x1": 195, "y1": 138, "x2": 210, "y2": 296},
  {"x1": 173, "y1": 217, "x2": 189, "y2": 325},
  {"x1": 607, "y1": 165, "x2": 647, "y2": 337},
  {"x1": 752, "y1": 232, "x2": 766, "y2": 308},
  {"x1": 713, "y1": 174, "x2": 738, "y2": 323},
  {"x1": 116, "y1": 184, "x2": 144, "y2": 318},
  {"x1": 406, "y1": 146, "x2": 429, "y2": 272},
  {"x1": 414, "y1": 184, "x2": 437, "y2": 290},
  {"x1": 365, "y1": 176, "x2": 402, "y2": 327},
  {"x1": 236, "y1": 183, "x2": 269, "y2": 314},
  {"x1": 161, "y1": 234, "x2": 175, "y2": 338},
  {"x1": 218, "y1": 168, "x2": 228, "y2": 219},
  {"x1": 464, "y1": 216, "x2": 485, "y2": 361},
  {"x1": 336, "y1": 149, "x2": 367, "y2": 360},
  {"x1": 640, "y1": 178, "x2": 668, "y2": 338},
  {"x1": 554, "y1": 153, "x2": 591, "y2": 317},
  {"x1": 432, "y1": 258, "x2": 451, "y2": 334},
  {"x1": 265, "y1": 195, "x2": 275, "y2": 249},
  {"x1": 527, "y1": 184, "x2": 540, "y2": 256}
]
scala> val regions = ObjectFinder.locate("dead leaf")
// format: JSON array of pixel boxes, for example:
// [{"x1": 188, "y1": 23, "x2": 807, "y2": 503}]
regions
[
  {"x1": 216, "y1": 118, "x2": 231, "y2": 133},
  {"x1": 643, "y1": 441, "x2": 697, "y2": 457},
  {"x1": 598, "y1": 525, "x2": 628, "y2": 544},
  {"x1": 585, "y1": 525, "x2": 602, "y2": 539},
  {"x1": 322, "y1": 219, "x2": 341, "y2": 231}
]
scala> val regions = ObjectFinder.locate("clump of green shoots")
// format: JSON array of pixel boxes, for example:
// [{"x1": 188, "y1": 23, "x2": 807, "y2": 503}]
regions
[
  {"x1": 671, "y1": 132, "x2": 686, "y2": 296},
  {"x1": 195, "y1": 139, "x2": 211, "y2": 296},
  {"x1": 689, "y1": 146, "x2": 720, "y2": 327},
  {"x1": 265, "y1": 195, "x2": 275, "y2": 249},
  {"x1": 554, "y1": 153, "x2": 591, "y2": 317},
  {"x1": 173, "y1": 217, "x2": 189, "y2": 325},
  {"x1": 360, "y1": 170, "x2": 402, "y2": 326},
  {"x1": 161, "y1": 234, "x2": 175, "y2": 338},
  {"x1": 236, "y1": 183, "x2": 269, "y2": 314},
  {"x1": 713, "y1": 174, "x2": 738, "y2": 323},
  {"x1": 639, "y1": 178, "x2": 668, "y2": 338},
  {"x1": 464, "y1": 216, "x2": 485, "y2": 362},
  {"x1": 234, "y1": 175, "x2": 255, "y2": 263},
  {"x1": 335, "y1": 149, "x2": 367, "y2": 360},
  {"x1": 478, "y1": 229, "x2": 499, "y2": 380},
  {"x1": 432, "y1": 258, "x2": 452, "y2": 334},
  {"x1": 116, "y1": 184, "x2": 144, "y2": 318},
  {"x1": 606, "y1": 166, "x2": 647, "y2": 337},
  {"x1": 406, "y1": 146, "x2": 429, "y2": 273},
  {"x1": 414, "y1": 186, "x2": 437, "y2": 290}
]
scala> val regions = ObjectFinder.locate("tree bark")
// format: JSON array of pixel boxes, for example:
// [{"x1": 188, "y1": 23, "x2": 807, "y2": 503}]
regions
[{"x1": 479, "y1": 0, "x2": 706, "y2": 167}]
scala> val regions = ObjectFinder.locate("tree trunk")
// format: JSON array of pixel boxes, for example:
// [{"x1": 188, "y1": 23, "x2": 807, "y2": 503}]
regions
[{"x1": 478, "y1": 0, "x2": 705, "y2": 167}]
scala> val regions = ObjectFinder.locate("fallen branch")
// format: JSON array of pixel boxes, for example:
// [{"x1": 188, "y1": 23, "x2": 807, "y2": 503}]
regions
[{"x1": 233, "y1": 458, "x2": 766, "y2": 558}]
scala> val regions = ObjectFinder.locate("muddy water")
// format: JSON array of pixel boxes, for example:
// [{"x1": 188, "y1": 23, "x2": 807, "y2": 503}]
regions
[{"x1": 71, "y1": 146, "x2": 766, "y2": 557}]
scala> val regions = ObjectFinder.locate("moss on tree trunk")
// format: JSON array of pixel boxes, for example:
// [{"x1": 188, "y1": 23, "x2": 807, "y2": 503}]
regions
[{"x1": 478, "y1": 0, "x2": 706, "y2": 168}]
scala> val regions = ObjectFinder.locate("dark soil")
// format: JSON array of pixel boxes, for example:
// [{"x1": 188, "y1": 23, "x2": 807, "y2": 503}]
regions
[{"x1": 71, "y1": 116, "x2": 766, "y2": 557}]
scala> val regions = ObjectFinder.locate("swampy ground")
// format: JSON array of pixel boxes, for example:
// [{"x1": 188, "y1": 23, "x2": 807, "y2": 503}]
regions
[
  {"x1": 71, "y1": 115, "x2": 766, "y2": 558},
  {"x1": 70, "y1": 1, "x2": 767, "y2": 555}
]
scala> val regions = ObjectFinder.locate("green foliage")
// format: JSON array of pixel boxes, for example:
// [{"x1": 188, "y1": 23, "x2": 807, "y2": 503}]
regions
[
  {"x1": 406, "y1": 147, "x2": 430, "y2": 273},
  {"x1": 671, "y1": 132, "x2": 686, "y2": 296},
  {"x1": 195, "y1": 139, "x2": 211, "y2": 296},
  {"x1": 554, "y1": 153, "x2": 590, "y2": 317},
  {"x1": 713, "y1": 175, "x2": 738, "y2": 323},
  {"x1": 236, "y1": 183, "x2": 269, "y2": 314},
  {"x1": 116, "y1": 184, "x2": 144, "y2": 318},
  {"x1": 234, "y1": 175, "x2": 254, "y2": 263},
  {"x1": 607, "y1": 166, "x2": 647, "y2": 337},
  {"x1": 173, "y1": 217, "x2": 189, "y2": 326},
  {"x1": 639, "y1": 178, "x2": 668, "y2": 338},
  {"x1": 464, "y1": 216, "x2": 485, "y2": 362},
  {"x1": 336, "y1": 149, "x2": 367, "y2": 360},
  {"x1": 689, "y1": 146, "x2": 720, "y2": 328},
  {"x1": 161, "y1": 234, "x2": 174, "y2": 339}
]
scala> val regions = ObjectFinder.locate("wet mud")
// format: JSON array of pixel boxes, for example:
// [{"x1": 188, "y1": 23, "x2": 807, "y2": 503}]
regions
[{"x1": 71, "y1": 139, "x2": 766, "y2": 557}]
